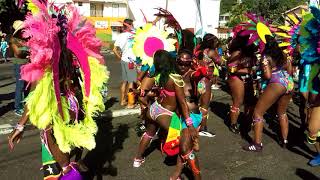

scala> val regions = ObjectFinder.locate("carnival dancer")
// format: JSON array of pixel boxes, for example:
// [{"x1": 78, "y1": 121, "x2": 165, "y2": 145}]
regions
[
  {"x1": 193, "y1": 33, "x2": 220, "y2": 137},
  {"x1": 135, "y1": 69, "x2": 156, "y2": 135},
  {"x1": 8, "y1": 1, "x2": 108, "y2": 179},
  {"x1": 134, "y1": 50, "x2": 201, "y2": 180},
  {"x1": 274, "y1": 11, "x2": 307, "y2": 131},
  {"x1": 131, "y1": 21, "x2": 176, "y2": 167},
  {"x1": 169, "y1": 49, "x2": 204, "y2": 179},
  {"x1": 226, "y1": 30, "x2": 257, "y2": 134},
  {"x1": 299, "y1": 6, "x2": 320, "y2": 166},
  {"x1": 243, "y1": 36, "x2": 293, "y2": 152}
]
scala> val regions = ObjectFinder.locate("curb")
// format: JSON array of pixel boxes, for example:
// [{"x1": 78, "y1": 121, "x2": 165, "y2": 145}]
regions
[
  {"x1": 0, "y1": 123, "x2": 35, "y2": 135},
  {"x1": 102, "y1": 108, "x2": 140, "y2": 118},
  {"x1": 0, "y1": 108, "x2": 141, "y2": 135}
]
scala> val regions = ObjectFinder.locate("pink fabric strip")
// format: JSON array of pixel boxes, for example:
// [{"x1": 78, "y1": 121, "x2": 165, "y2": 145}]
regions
[
  {"x1": 52, "y1": 34, "x2": 63, "y2": 119},
  {"x1": 160, "y1": 89, "x2": 175, "y2": 97},
  {"x1": 67, "y1": 32, "x2": 91, "y2": 97}
]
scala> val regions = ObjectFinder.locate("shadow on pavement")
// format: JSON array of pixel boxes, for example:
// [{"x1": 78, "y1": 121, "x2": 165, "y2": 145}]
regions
[
  {"x1": 210, "y1": 90, "x2": 316, "y2": 160},
  {"x1": 0, "y1": 81, "x2": 15, "y2": 88},
  {"x1": 210, "y1": 100, "x2": 253, "y2": 142},
  {"x1": 210, "y1": 101, "x2": 230, "y2": 126},
  {"x1": 104, "y1": 97, "x2": 118, "y2": 110},
  {"x1": 295, "y1": 168, "x2": 320, "y2": 180},
  {"x1": 0, "y1": 102, "x2": 14, "y2": 117},
  {"x1": 263, "y1": 109, "x2": 315, "y2": 160},
  {"x1": 82, "y1": 116, "x2": 129, "y2": 180},
  {"x1": 0, "y1": 92, "x2": 14, "y2": 101}
]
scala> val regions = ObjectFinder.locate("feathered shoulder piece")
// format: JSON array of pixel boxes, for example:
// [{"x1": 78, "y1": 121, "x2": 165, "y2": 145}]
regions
[
  {"x1": 21, "y1": 0, "x2": 104, "y2": 118},
  {"x1": 238, "y1": 13, "x2": 275, "y2": 53},
  {"x1": 19, "y1": 0, "x2": 108, "y2": 153},
  {"x1": 275, "y1": 11, "x2": 303, "y2": 56},
  {"x1": 154, "y1": 8, "x2": 182, "y2": 31},
  {"x1": 299, "y1": 6, "x2": 320, "y2": 64}
]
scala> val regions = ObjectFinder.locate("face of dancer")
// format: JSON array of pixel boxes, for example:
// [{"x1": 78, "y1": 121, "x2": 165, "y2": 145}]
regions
[
  {"x1": 177, "y1": 53, "x2": 192, "y2": 75},
  {"x1": 206, "y1": 48, "x2": 218, "y2": 60}
]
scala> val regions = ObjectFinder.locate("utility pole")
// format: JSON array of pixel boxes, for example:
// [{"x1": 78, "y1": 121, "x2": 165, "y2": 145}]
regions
[{"x1": 165, "y1": 0, "x2": 168, "y2": 10}]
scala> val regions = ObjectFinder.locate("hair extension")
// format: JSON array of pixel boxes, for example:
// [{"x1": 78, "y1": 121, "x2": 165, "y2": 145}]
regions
[
  {"x1": 196, "y1": 33, "x2": 220, "y2": 60},
  {"x1": 229, "y1": 31, "x2": 256, "y2": 57},
  {"x1": 264, "y1": 35, "x2": 285, "y2": 67},
  {"x1": 153, "y1": 50, "x2": 178, "y2": 87},
  {"x1": 178, "y1": 29, "x2": 196, "y2": 53}
]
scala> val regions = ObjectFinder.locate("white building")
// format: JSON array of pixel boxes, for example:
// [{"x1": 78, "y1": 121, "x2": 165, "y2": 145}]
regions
[
  {"x1": 128, "y1": 0, "x2": 221, "y2": 36},
  {"x1": 72, "y1": 0, "x2": 128, "y2": 18},
  {"x1": 44, "y1": 0, "x2": 221, "y2": 40},
  {"x1": 219, "y1": 12, "x2": 230, "y2": 27}
]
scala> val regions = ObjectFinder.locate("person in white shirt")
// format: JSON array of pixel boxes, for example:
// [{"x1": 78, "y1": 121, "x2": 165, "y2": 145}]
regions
[{"x1": 113, "y1": 19, "x2": 137, "y2": 108}]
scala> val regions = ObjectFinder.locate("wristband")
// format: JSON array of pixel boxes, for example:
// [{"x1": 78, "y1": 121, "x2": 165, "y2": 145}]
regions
[
  {"x1": 15, "y1": 124, "x2": 24, "y2": 132},
  {"x1": 186, "y1": 117, "x2": 193, "y2": 127},
  {"x1": 137, "y1": 77, "x2": 143, "y2": 82}
]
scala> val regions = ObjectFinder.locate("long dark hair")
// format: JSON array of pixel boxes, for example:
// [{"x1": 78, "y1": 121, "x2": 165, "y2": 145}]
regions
[
  {"x1": 153, "y1": 50, "x2": 178, "y2": 87},
  {"x1": 178, "y1": 29, "x2": 196, "y2": 53},
  {"x1": 196, "y1": 33, "x2": 220, "y2": 60},
  {"x1": 229, "y1": 31, "x2": 256, "y2": 57},
  {"x1": 177, "y1": 48, "x2": 193, "y2": 58},
  {"x1": 264, "y1": 35, "x2": 285, "y2": 67}
]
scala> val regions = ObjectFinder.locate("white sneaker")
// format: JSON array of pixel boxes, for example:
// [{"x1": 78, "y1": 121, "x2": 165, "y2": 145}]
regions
[
  {"x1": 133, "y1": 158, "x2": 145, "y2": 167},
  {"x1": 211, "y1": 84, "x2": 219, "y2": 90},
  {"x1": 199, "y1": 130, "x2": 216, "y2": 137}
]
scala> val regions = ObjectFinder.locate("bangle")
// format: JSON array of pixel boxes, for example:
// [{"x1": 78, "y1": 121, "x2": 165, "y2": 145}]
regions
[
  {"x1": 186, "y1": 117, "x2": 193, "y2": 127},
  {"x1": 137, "y1": 77, "x2": 143, "y2": 82},
  {"x1": 15, "y1": 124, "x2": 24, "y2": 132},
  {"x1": 262, "y1": 60, "x2": 269, "y2": 66}
]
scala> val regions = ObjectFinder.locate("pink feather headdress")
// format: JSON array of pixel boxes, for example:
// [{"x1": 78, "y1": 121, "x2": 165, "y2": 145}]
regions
[{"x1": 20, "y1": 0, "x2": 103, "y2": 118}]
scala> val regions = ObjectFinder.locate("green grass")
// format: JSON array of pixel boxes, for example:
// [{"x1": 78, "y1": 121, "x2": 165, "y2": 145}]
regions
[{"x1": 96, "y1": 32, "x2": 112, "y2": 42}]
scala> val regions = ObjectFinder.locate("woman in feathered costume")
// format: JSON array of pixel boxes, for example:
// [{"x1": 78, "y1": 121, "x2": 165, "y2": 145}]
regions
[
  {"x1": 8, "y1": 1, "x2": 109, "y2": 179},
  {"x1": 301, "y1": 6, "x2": 320, "y2": 167}
]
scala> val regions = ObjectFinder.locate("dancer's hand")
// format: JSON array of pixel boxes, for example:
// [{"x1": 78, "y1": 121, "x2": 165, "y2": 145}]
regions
[
  {"x1": 188, "y1": 126, "x2": 198, "y2": 141},
  {"x1": 8, "y1": 129, "x2": 24, "y2": 150}
]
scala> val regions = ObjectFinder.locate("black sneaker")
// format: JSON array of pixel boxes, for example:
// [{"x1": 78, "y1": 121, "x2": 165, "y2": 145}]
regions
[
  {"x1": 279, "y1": 139, "x2": 288, "y2": 149},
  {"x1": 229, "y1": 124, "x2": 240, "y2": 134},
  {"x1": 135, "y1": 122, "x2": 146, "y2": 137},
  {"x1": 243, "y1": 142, "x2": 263, "y2": 152}
]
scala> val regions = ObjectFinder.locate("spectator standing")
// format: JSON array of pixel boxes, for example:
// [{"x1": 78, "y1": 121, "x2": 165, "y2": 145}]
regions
[
  {"x1": 1, "y1": 37, "x2": 9, "y2": 63},
  {"x1": 10, "y1": 20, "x2": 28, "y2": 116},
  {"x1": 113, "y1": 19, "x2": 137, "y2": 108}
]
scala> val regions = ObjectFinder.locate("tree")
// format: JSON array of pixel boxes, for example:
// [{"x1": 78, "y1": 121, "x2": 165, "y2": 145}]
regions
[
  {"x1": 0, "y1": 0, "x2": 27, "y2": 34},
  {"x1": 226, "y1": 0, "x2": 307, "y2": 27},
  {"x1": 243, "y1": 0, "x2": 307, "y2": 24},
  {"x1": 227, "y1": 3, "x2": 248, "y2": 27},
  {"x1": 220, "y1": 0, "x2": 237, "y2": 14}
]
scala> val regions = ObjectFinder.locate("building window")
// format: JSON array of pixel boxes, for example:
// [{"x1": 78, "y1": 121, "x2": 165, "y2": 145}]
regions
[
  {"x1": 112, "y1": 4, "x2": 120, "y2": 17},
  {"x1": 90, "y1": 3, "x2": 103, "y2": 17},
  {"x1": 78, "y1": 2, "x2": 82, "y2": 6}
]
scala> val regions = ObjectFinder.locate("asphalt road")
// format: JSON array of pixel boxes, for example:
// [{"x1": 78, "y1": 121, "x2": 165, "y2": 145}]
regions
[
  {"x1": 0, "y1": 90, "x2": 320, "y2": 180},
  {"x1": 0, "y1": 55, "x2": 320, "y2": 180}
]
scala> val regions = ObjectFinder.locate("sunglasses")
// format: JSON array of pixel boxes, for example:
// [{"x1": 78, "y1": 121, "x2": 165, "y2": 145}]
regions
[{"x1": 177, "y1": 60, "x2": 192, "y2": 66}]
